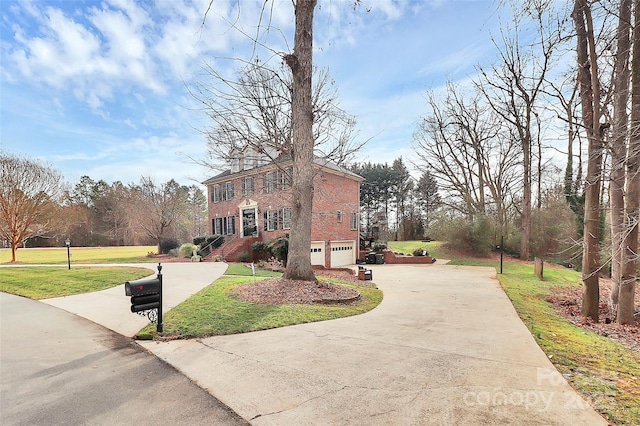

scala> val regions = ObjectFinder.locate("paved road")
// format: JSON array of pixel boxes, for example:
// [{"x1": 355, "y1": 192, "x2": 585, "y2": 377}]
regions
[{"x1": 0, "y1": 292, "x2": 247, "y2": 425}]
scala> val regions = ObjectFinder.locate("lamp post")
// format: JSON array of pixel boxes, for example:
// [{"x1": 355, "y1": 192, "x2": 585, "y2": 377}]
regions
[{"x1": 65, "y1": 238, "x2": 71, "y2": 270}]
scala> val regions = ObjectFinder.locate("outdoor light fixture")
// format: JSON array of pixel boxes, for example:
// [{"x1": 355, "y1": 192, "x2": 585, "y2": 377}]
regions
[{"x1": 65, "y1": 238, "x2": 71, "y2": 270}]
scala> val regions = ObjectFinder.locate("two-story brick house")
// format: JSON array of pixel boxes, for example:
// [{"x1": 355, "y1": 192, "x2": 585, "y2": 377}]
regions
[{"x1": 202, "y1": 154, "x2": 363, "y2": 268}]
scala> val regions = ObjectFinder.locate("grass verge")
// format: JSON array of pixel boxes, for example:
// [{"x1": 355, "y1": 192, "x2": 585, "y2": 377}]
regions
[
  {"x1": 139, "y1": 266, "x2": 383, "y2": 339},
  {"x1": 0, "y1": 266, "x2": 154, "y2": 299},
  {"x1": 497, "y1": 264, "x2": 639, "y2": 425},
  {"x1": 0, "y1": 246, "x2": 158, "y2": 264},
  {"x1": 387, "y1": 241, "x2": 639, "y2": 425},
  {"x1": 386, "y1": 240, "x2": 445, "y2": 258},
  {"x1": 224, "y1": 263, "x2": 283, "y2": 277}
]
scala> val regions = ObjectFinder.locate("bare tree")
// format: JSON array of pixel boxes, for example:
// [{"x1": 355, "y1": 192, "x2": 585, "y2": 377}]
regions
[
  {"x1": 282, "y1": 0, "x2": 318, "y2": 281},
  {"x1": 609, "y1": 0, "x2": 632, "y2": 314},
  {"x1": 414, "y1": 84, "x2": 520, "y2": 234},
  {"x1": 200, "y1": 0, "x2": 339, "y2": 281},
  {"x1": 0, "y1": 154, "x2": 65, "y2": 262},
  {"x1": 617, "y1": 0, "x2": 640, "y2": 324},
  {"x1": 133, "y1": 177, "x2": 189, "y2": 253},
  {"x1": 476, "y1": 5, "x2": 560, "y2": 260},
  {"x1": 573, "y1": 0, "x2": 605, "y2": 322},
  {"x1": 194, "y1": 63, "x2": 361, "y2": 173}
]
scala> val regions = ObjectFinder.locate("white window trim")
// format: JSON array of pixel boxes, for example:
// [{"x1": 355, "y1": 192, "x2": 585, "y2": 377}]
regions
[{"x1": 282, "y1": 207, "x2": 292, "y2": 229}]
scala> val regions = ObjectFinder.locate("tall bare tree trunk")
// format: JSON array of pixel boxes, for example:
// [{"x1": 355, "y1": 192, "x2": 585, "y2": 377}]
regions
[
  {"x1": 284, "y1": 0, "x2": 317, "y2": 281},
  {"x1": 610, "y1": 0, "x2": 632, "y2": 313},
  {"x1": 618, "y1": 0, "x2": 640, "y2": 324},
  {"x1": 521, "y1": 134, "x2": 532, "y2": 260},
  {"x1": 574, "y1": 0, "x2": 603, "y2": 322}
]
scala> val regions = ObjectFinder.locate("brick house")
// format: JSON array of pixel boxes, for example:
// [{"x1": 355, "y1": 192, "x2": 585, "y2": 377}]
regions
[{"x1": 202, "y1": 155, "x2": 363, "y2": 268}]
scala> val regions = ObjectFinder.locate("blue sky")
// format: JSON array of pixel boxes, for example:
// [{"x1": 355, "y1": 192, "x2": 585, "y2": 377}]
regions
[{"x1": 1, "y1": 0, "x2": 503, "y2": 188}]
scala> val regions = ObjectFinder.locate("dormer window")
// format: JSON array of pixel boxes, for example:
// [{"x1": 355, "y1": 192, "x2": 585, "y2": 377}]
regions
[{"x1": 245, "y1": 147, "x2": 257, "y2": 169}]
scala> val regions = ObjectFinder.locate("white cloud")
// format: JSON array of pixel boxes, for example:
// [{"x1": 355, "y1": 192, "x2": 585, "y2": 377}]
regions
[{"x1": 10, "y1": 6, "x2": 101, "y2": 86}]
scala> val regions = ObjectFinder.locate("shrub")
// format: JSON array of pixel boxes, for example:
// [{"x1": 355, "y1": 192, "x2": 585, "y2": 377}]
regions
[
  {"x1": 412, "y1": 248, "x2": 428, "y2": 257},
  {"x1": 193, "y1": 235, "x2": 206, "y2": 246},
  {"x1": 530, "y1": 196, "x2": 577, "y2": 259},
  {"x1": 440, "y1": 216, "x2": 493, "y2": 257},
  {"x1": 206, "y1": 234, "x2": 225, "y2": 248},
  {"x1": 159, "y1": 238, "x2": 179, "y2": 254},
  {"x1": 504, "y1": 233, "x2": 521, "y2": 258},
  {"x1": 179, "y1": 243, "x2": 197, "y2": 258},
  {"x1": 372, "y1": 242, "x2": 387, "y2": 252},
  {"x1": 268, "y1": 235, "x2": 289, "y2": 266},
  {"x1": 168, "y1": 248, "x2": 180, "y2": 257},
  {"x1": 251, "y1": 241, "x2": 271, "y2": 260},
  {"x1": 197, "y1": 234, "x2": 225, "y2": 256},
  {"x1": 237, "y1": 251, "x2": 251, "y2": 262}
]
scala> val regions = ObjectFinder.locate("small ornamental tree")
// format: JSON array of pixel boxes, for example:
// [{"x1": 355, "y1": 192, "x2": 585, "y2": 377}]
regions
[{"x1": 0, "y1": 154, "x2": 65, "y2": 262}]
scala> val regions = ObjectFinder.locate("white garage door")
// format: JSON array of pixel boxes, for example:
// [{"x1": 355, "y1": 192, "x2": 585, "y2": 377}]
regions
[
  {"x1": 330, "y1": 241, "x2": 355, "y2": 267},
  {"x1": 310, "y1": 242, "x2": 325, "y2": 266}
]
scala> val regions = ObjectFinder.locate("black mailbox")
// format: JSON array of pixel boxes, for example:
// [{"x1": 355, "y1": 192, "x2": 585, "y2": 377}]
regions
[
  {"x1": 125, "y1": 276, "x2": 161, "y2": 297},
  {"x1": 125, "y1": 264, "x2": 163, "y2": 333}
]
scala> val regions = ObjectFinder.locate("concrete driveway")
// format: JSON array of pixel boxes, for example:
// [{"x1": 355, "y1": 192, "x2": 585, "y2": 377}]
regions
[
  {"x1": 41, "y1": 262, "x2": 228, "y2": 337},
  {"x1": 138, "y1": 263, "x2": 607, "y2": 425}
]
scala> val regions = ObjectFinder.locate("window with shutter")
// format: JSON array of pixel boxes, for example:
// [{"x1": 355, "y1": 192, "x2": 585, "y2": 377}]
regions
[
  {"x1": 282, "y1": 207, "x2": 292, "y2": 229},
  {"x1": 225, "y1": 182, "x2": 234, "y2": 200}
]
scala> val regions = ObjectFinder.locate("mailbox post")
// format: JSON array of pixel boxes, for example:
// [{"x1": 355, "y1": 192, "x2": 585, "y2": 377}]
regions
[{"x1": 125, "y1": 263, "x2": 163, "y2": 333}]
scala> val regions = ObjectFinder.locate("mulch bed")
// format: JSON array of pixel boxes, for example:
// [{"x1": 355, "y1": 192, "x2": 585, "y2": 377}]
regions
[
  {"x1": 546, "y1": 278, "x2": 639, "y2": 353},
  {"x1": 232, "y1": 278, "x2": 361, "y2": 304}
]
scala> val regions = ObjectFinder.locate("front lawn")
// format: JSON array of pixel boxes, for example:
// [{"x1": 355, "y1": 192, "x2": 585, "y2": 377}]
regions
[
  {"x1": 0, "y1": 246, "x2": 158, "y2": 264},
  {"x1": 387, "y1": 240, "x2": 445, "y2": 258},
  {"x1": 138, "y1": 266, "x2": 383, "y2": 339},
  {"x1": 0, "y1": 266, "x2": 154, "y2": 299}
]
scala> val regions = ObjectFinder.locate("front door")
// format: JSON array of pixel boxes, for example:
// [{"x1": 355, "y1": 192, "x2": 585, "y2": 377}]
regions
[{"x1": 242, "y1": 208, "x2": 257, "y2": 237}]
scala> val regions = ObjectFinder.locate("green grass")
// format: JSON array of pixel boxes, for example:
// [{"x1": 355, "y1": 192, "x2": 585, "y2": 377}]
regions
[
  {"x1": 0, "y1": 266, "x2": 154, "y2": 299},
  {"x1": 392, "y1": 240, "x2": 639, "y2": 425},
  {"x1": 224, "y1": 263, "x2": 284, "y2": 277},
  {"x1": 140, "y1": 274, "x2": 383, "y2": 339},
  {"x1": 0, "y1": 246, "x2": 158, "y2": 264},
  {"x1": 387, "y1": 240, "x2": 446, "y2": 258},
  {"x1": 497, "y1": 264, "x2": 640, "y2": 425}
]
